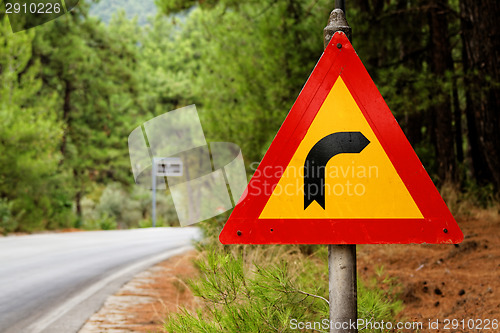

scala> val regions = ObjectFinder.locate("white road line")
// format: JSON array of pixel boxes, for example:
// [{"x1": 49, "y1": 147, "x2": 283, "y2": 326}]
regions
[{"x1": 27, "y1": 245, "x2": 193, "y2": 333}]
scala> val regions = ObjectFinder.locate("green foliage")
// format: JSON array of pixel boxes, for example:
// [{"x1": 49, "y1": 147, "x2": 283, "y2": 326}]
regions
[
  {"x1": 164, "y1": 245, "x2": 402, "y2": 333},
  {"x1": 0, "y1": 198, "x2": 15, "y2": 235},
  {"x1": 35, "y1": 4, "x2": 142, "y2": 186},
  {"x1": 138, "y1": 218, "x2": 162, "y2": 228},
  {"x1": 359, "y1": 267, "x2": 403, "y2": 327},
  {"x1": 440, "y1": 181, "x2": 498, "y2": 218},
  {"x1": 165, "y1": 214, "x2": 401, "y2": 332},
  {"x1": 165, "y1": 248, "x2": 325, "y2": 332},
  {"x1": 0, "y1": 16, "x2": 73, "y2": 232},
  {"x1": 1, "y1": 1, "x2": 148, "y2": 232},
  {"x1": 150, "y1": 1, "x2": 332, "y2": 164},
  {"x1": 81, "y1": 213, "x2": 117, "y2": 230},
  {"x1": 1, "y1": 1, "x2": 147, "y2": 232},
  {"x1": 1, "y1": 0, "x2": 498, "y2": 231},
  {"x1": 0, "y1": 10, "x2": 167, "y2": 233},
  {"x1": 94, "y1": 183, "x2": 140, "y2": 228},
  {"x1": 98, "y1": 214, "x2": 118, "y2": 230},
  {"x1": 81, "y1": 184, "x2": 178, "y2": 229}
]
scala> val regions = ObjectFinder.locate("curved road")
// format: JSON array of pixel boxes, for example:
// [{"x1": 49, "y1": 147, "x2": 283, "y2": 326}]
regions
[{"x1": 0, "y1": 227, "x2": 200, "y2": 333}]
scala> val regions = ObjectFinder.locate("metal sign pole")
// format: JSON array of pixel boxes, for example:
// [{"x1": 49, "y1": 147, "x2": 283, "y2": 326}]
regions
[
  {"x1": 328, "y1": 244, "x2": 357, "y2": 332},
  {"x1": 324, "y1": 3, "x2": 357, "y2": 332},
  {"x1": 152, "y1": 159, "x2": 157, "y2": 228}
]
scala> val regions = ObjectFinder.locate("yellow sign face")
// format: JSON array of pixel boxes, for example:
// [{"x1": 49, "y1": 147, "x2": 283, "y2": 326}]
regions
[{"x1": 260, "y1": 77, "x2": 423, "y2": 219}]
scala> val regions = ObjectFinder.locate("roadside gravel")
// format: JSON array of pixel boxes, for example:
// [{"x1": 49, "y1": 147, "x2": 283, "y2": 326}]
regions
[{"x1": 79, "y1": 250, "x2": 200, "y2": 333}]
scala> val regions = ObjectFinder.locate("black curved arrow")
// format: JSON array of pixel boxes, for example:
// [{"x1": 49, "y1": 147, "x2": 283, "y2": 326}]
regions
[{"x1": 304, "y1": 132, "x2": 370, "y2": 210}]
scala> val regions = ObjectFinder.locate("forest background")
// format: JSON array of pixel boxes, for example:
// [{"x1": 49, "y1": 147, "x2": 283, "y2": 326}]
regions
[{"x1": 0, "y1": 0, "x2": 498, "y2": 235}]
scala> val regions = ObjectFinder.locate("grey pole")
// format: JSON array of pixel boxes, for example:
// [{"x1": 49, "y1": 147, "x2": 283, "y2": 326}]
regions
[
  {"x1": 328, "y1": 244, "x2": 357, "y2": 332},
  {"x1": 335, "y1": 0, "x2": 345, "y2": 14},
  {"x1": 324, "y1": 3, "x2": 352, "y2": 49},
  {"x1": 323, "y1": 3, "x2": 357, "y2": 333},
  {"x1": 151, "y1": 159, "x2": 157, "y2": 228}
]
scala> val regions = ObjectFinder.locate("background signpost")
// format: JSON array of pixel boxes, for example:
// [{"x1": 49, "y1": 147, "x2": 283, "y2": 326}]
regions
[{"x1": 151, "y1": 157, "x2": 183, "y2": 227}]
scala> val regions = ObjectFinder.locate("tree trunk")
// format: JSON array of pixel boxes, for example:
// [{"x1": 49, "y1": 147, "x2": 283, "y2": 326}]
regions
[
  {"x1": 460, "y1": 0, "x2": 500, "y2": 190},
  {"x1": 452, "y1": 76, "x2": 463, "y2": 164},
  {"x1": 428, "y1": 0, "x2": 456, "y2": 182},
  {"x1": 75, "y1": 190, "x2": 82, "y2": 218},
  {"x1": 396, "y1": 0, "x2": 426, "y2": 148},
  {"x1": 60, "y1": 79, "x2": 73, "y2": 159}
]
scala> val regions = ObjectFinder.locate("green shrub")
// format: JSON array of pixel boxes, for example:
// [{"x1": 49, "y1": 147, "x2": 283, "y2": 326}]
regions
[
  {"x1": 95, "y1": 183, "x2": 136, "y2": 228},
  {"x1": 98, "y1": 214, "x2": 118, "y2": 230},
  {"x1": 81, "y1": 213, "x2": 117, "y2": 231},
  {"x1": 138, "y1": 218, "x2": 167, "y2": 228},
  {"x1": 358, "y1": 267, "x2": 403, "y2": 331},
  {"x1": 164, "y1": 244, "x2": 402, "y2": 333},
  {"x1": 0, "y1": 198, "x2": 16, "y2": 235},
  {"x1": 440, "y1": 181, "x2": 499, "y2": 218},
  {"x1": 81, "y1": 184, "x2": 179, "y2": 229}
]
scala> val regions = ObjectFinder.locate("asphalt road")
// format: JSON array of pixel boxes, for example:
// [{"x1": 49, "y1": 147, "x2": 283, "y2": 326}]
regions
[{"x1": 0, "y1": 227, "x2": 200, "y2": 333}]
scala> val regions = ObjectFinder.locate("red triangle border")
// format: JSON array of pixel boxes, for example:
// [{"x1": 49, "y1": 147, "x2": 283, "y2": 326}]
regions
[{"x1": 220, "y1": 32, "x2": 463, "y2": 244}]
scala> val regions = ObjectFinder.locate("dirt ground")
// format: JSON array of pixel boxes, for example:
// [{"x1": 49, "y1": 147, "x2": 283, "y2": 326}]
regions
[
  {"x1": 80, "y1": 209, "x2": 499, "y2": 332},
  {"x1": 358, "y1": 208, "x2": 500, "y2": 332}
]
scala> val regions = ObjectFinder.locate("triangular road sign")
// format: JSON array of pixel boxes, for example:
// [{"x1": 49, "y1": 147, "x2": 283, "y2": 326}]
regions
[{"x1": 220, "y1": 32, "x2": 463, "y2": 244}]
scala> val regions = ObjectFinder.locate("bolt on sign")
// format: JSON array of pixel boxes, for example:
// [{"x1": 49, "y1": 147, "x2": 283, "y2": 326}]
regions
[{"x1": 219, "y1": 32, "x2": 463, "y2": 245}]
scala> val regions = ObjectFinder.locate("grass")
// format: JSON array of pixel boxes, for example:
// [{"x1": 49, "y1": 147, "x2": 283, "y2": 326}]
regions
[
  {"x1": 163, "y1": 227, "x2": 404, "y2": 332},
  {"x1": 440, "y1": 182, "x2": 499, "y2": 220}
]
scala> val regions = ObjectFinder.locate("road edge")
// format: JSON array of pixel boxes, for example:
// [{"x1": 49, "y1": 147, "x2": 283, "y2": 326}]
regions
[{"x1": 28, "y1": 245, "x2": 194, "y2": 333}]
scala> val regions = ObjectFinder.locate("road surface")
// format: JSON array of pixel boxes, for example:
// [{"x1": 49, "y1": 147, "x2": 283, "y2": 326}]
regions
[{"x1": 0, "y1": 227, "x2": 200, "y2": 333}]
